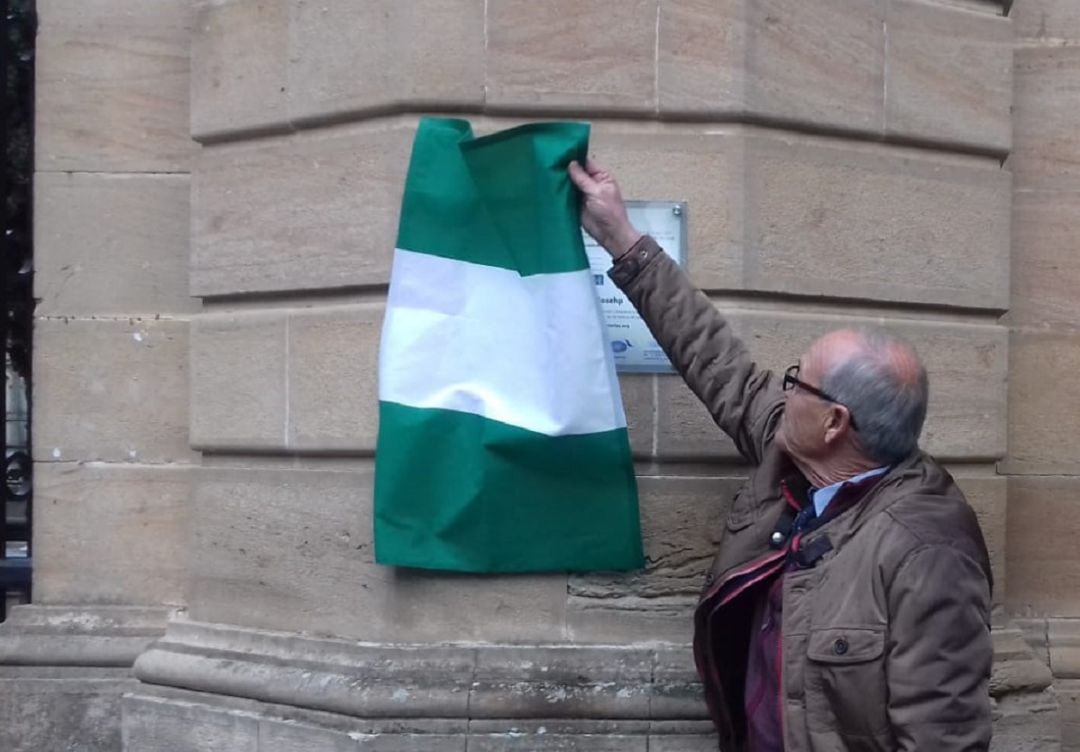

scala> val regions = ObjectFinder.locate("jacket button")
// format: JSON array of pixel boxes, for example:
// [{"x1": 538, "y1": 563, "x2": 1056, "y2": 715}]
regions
[
  {"x1": 704, "y1": 572, "x2": 715, "y2": 585},
  {"x1": 833, "y1": 638, "x2": 849, "y2": 656},
  {"x1": 770, "y1": 531, "x2": 785, "y2": 546}
]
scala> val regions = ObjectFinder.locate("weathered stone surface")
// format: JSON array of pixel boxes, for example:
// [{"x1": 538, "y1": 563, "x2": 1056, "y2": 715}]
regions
[
  {"x1": 647, "y1": 735, "x2": 718, "y2": 752},
  {"x1": 567, "y1": 476, "x2": 737, "y2": 645},
  {"x1": 619, "y1": 374, "x2": 655, "y2": 459},
  {"x1": 191, "y1": 0, "x2": 290, "y2": 140},
  {"x1": 654, "y1": 310, "x2": 1008, "y2": 462},
  {"x1": 990, "y1": 689, "x2": 1063, "y2": 752},
  {"x1": 288, "y1": 0, "x2": 485, "y2": 124},
  {"x1": 656, "y1": 0, "x2": 744, "y2": 117},
  {"x1": 288, "y1": 304, "x2": 382, "y2": 452},
  {"x1": 660, "y1": 0, "x2": 886, "y2": 132},
  {"x1": 188, "y1": 466, "x2": 569, "y2": 642},
  {"x1": 743, "y1": 0, "x2": 884, "y2": 130},
  {"x1": 742, "y1": 132, "x2": 1011, "y2": 309},
  {"x1": 0, "y1": 605, "x2": 171, "y2": 667},
  {"x1": 192, "y1": 121, "x2": 1008, "y2": 308},
  {"x1": 0, "y1": 673, "x2": 133, "y2": 752},
  {"x1": 1008, "y1": 189, "x2": 1080, "y2": 327},
  {"x1": 36, "y1": 0, "x2": 194, "y2": 172},
  {"x1": 589, "y1": 123, "x2": 745, "y2": 292},
  {"x1": 1011, "y1": 46, "x2": 1080, "y2": 190},
  {"x1": 34, "y1": 172, "x2": 196, "y2": 317},
  {"x1": 32, "y1": 464, "x2": 191, "y2": 606},
  {"x1": 469, "y1": 734, "x2": 647, "y2": 752},
  {"x1": 191, "y1": 120, "x2": 412, "y2": 297},
  {"x1": 33, "y1": 318, "x2": 194, "y2": 464},
  {"x1": 123, "y1": 693, "x2": 259, "y2": 752},
  {"x1": 884, "y1": 0, "x2": 1012, "y2": 151},
  {"x1": 1060, "y1": 679, "x2": 1080, "y2": 752},
  {"x1": 1013, "y1": 0, "x2": 1080, "y2": 41},
  {"x1": 189, "y1": 311, "x2": 286, "y2": 451},
  {"x1": 955, "y1": 475, "x2": 1008, "y2": 602},
  {"x1": 486, "y1": 0, "x2": 658, "y2": 114},
  {"x1": 1003, "y1": 330, "x2": 1080, "y2": 475},
  {"x1": 1006, "y1": 476, "x2": 1080, "y2": 616},
  {"x1": 1050, "y1": 618, "x2": 1080, "y2": 679}
]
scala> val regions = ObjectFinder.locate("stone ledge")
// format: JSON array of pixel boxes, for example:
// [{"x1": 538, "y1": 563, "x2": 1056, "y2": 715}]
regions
[
  {"x1": 134, "y1": 620, "x2": 706, "y2": 722},
  {"x1": 123, "y1": 684, "x2": 720, "y2": 752},
  {"x1": 0, "y1": 605, "x2": 175, "y2": 668},
  {"x1": 1050, "y1": 619, "x2": 1080, "y2": 679}
]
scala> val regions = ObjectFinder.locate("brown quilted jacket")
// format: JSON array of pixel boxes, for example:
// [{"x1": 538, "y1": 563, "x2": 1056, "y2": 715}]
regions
[{"x1": 609, "y1": 236, "x2": 993, "y2": 752}]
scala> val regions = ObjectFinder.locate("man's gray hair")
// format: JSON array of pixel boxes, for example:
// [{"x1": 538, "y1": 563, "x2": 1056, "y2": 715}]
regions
[{"x1": 820, "y1": 328, "x2": 929, "y2": 465}]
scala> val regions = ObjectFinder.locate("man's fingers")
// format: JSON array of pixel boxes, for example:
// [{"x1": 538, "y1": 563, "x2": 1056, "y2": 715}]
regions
[
  {"x1": 585, "y1": 157, "x2": 605, "y2": 176},
  {"x1": 568, "y1": 160, "x2": 596, "y2": 192}
]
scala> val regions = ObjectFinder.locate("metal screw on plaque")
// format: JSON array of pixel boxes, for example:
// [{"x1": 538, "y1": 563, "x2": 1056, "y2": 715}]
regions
[{"x1": 672, "y1": 205, "x2": 682, "y2": 217}]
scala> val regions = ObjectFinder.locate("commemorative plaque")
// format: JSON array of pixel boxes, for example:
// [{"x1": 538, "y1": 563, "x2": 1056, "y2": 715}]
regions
[{"x1": 583, "y1": 200, "x2": 688, "y2": 374}]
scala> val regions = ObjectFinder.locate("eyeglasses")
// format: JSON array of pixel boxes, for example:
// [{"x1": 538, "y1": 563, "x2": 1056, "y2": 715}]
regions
[{"x1": 782, "y1": 364, "x2": 858, "y2": 431}]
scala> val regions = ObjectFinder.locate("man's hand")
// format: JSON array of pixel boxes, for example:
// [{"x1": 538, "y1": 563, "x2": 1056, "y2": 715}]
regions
[{"x1": 568, "y1": 159, "x2": 643, "y2": 259}]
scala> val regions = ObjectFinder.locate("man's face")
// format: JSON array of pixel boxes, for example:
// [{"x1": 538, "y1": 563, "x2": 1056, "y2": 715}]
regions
[{"x1": 776, "y1": 350, "x2": 829, "y2": 463}]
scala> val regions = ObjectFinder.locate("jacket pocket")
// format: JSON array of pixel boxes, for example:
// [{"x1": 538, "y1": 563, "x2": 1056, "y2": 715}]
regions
[{"x1": 805, "y1": 627, "x2": 891, "y2": 743}]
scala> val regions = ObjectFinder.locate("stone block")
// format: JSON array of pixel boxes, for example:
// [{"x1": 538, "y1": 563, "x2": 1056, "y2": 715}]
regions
[
  {"x1": 32, "y1": 318, "x2": 194, "y2": 464},
  {"x1": 884, "y1": 0, "x2": 1012, "y2": 152},
  {"x1": 1006, "y1": 476, "x2": 1080, "y2": 616},
  {"x1": 288, "y1": 0, "x2": 484, "y2": 124},
  {"x1": 191, "y1": 120, "x2": 412, "y2": 297},
  {"x1": 0, "y1": 673, "x2": 132, "y2": 752},
  {"x1": 1050, "y1": 618, "x2": 1080, "y2": 679},
  {"x1": 620, "y1": 374, "x2": 655, "y2": 458},
  {"x1": 287, "y1": 304, "x2": 383, "y2": 452},
  {"x1": 742, "y1": 132, "x2": 1011, "y2": 309},
  {"x1": 1011, "y1": 46, "x2": 1080, "y2": 190},
  {"x1": 647, "y1": 735, "x2": 718, "y2": 752},
  {"x1": 188, "y1": 465, "x2": 569, "y2": 642},
  {"x1": 1061, "y1": 679, "x2": 1080, "y2": 751},
  {"x1": 486, "y1": 0, "x2": 658, "y2": 114},
  {"x1": 34, "y1": 172, "x2": 196, "y2": 317},
  {"x1": 654, "y1": 309, "x2": 1007, "y2": 462},
  {"x1": 35, "y1": 0, "x2": 194, "y2": 172},
  {"x1": 1008, "y1": 189, "x2": 1080, "y2": 327},
  {"x1": 122, "y1": 693, "x2": 259, "y2": 752},
  {"x1": 190, "y1": 0, "x2": 290, "y2": 141},
  {"x1": 588, "y1": 123, "x2": 745, "y2": 293},
  {"x1": 32, "y1": 464, "x2": 191, "y2": 606},
  {"x1": 567, "y1": 476, "x2": 739, "y2": 644},
  {"x1": 1013, "y1": 0, "x2": 1080, "y2": 41},
  {"x1": 659, "y1": 0, "x2": 886, "y2": 132},
  {"x1": 469, "y1": 734, "x2": 647, "y2": 752},
  {"x1": 258, "y1": 720, "x2": 360, "y2": 752},
  {"x1": 189, "y1": 311, "x2": 287, "y2": 451},
  {"x1": 954, "y1": 475, "x2": 1007, "y2": 603},
  {"x1": 656, "y1": 0, "x2": 744, "y2": 117},
  {"x1": 1003, "y1": 329, "x2": 1080, "y2": 475}
]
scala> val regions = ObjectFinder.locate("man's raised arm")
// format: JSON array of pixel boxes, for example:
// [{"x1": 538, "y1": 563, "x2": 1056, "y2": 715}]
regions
[{"x1": 569, "y1": 159, "x2": 783, "y2": 465}]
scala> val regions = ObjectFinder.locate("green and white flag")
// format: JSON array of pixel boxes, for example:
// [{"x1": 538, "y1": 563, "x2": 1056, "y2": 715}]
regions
[{"x1": 374, "y1": 117, "x2": 643, "y2": 573}]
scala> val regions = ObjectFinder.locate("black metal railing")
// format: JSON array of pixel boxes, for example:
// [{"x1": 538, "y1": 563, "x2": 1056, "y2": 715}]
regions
[{"x1": 1, "y1": 0, "x2": 35, "y2": 622}]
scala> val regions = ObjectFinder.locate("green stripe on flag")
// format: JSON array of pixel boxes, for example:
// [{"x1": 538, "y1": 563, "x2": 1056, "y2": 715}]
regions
[
  {"x1": 396, "y1": 118, "x2": 591, "y2": 276},
  {"x1": 374, "y1": 401, "x2": 643, "y2": 573}
]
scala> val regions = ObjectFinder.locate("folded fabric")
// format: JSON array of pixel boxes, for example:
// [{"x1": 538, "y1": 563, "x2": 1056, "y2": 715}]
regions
[{"x1": 374, "y1": 117, "x2": 643, "y2": 573}]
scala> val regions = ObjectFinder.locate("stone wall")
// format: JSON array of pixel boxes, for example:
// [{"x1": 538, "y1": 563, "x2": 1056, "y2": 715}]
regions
[
  {"x1": 0, "y1": 2, "x2": 195, "y2": 750},
  {"x1": 1007, "y1": 0, "x2": 1080, "y2": 746},
  {"x1": 0, "y1": 0, "x2": 1074, "y2": 750}
]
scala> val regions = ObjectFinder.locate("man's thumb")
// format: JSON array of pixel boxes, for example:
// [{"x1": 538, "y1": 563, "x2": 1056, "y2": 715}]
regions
[{"x1": 568, "y1": 160, "x2": 595, "y2": 193}]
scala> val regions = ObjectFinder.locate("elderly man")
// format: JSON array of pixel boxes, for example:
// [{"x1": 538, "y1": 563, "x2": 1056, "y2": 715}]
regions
[{"x1": 569, "y1": 159, "x2": 993, "y2": 751}]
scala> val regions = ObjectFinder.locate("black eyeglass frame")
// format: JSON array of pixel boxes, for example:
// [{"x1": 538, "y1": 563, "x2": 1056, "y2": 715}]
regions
[{"x1": 782, "y1": 364, "x2": 859, "y2": 431}]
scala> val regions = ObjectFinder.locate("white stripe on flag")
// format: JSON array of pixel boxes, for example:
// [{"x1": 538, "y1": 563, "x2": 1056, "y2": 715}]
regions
[{"x1": 379, "y1": 248, "x2": 627, "y2": 437}]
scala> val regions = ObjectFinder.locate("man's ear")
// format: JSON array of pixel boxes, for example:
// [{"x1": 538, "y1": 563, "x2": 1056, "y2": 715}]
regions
[{"x1": 823, "y1": 405, "x2": 849, "y2": 445}]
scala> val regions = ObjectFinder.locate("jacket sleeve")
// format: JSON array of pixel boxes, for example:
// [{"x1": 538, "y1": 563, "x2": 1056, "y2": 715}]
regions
[
  {"x1": 608, "y1": 236, "x2": 783, "y2": 465},
  {"x1": 885, "y1": 544, "x2": 993, "y2": 751}
]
